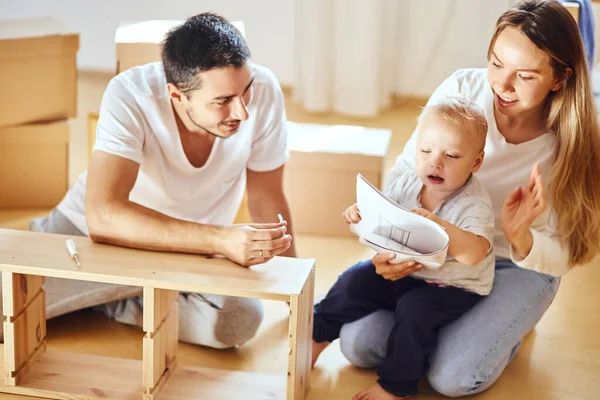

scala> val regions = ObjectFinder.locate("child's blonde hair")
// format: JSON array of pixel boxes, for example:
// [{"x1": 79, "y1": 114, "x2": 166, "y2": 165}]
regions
[{"x1": 418, "y1": 97, "x2": 488, "y2": 152}]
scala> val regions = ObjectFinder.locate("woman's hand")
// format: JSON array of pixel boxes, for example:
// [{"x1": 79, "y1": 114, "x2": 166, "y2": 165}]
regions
[
  {"x1": 342, "y1": 203, "x2": 362, "y2": 224},
  {"x1": 501, "y1": 162, "x2": 546, "y2": 259},
  {"x1": 372, "y1": 252, "x2": 423, "y2": 281}
]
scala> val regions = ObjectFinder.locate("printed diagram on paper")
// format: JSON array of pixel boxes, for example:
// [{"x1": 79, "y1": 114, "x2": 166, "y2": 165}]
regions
[
  {"x1": 352, "y1": 174, "x2": 449, "y2": 263},
  {"x1": 375, "y1": 215, "x2": 412, "y2": 251}
]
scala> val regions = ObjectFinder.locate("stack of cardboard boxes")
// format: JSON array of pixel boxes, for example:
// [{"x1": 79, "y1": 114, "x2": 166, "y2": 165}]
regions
[
  {"x1": 0, "y1": 17, "x2": 79, "y2": 208},
  {"x1": 105, "y1": 19, "x2": 392, "y2": 237}
]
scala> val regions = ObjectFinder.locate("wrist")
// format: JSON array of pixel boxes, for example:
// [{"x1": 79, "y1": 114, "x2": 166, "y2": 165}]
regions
[
  {"x1": 436, "y1": 217, "x2": 449, "y2": 230},
  {"x1": 509, "y1": 229, "x2": 534, "y2": 260},
  {"x1": 205, "y1": 224, "x2": 229, "y2": 255}
]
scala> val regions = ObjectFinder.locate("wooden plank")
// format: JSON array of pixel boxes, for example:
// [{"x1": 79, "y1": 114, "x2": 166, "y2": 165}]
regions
[
  {"x1": 144, "y1": 357, "x2": 178, "y2": 400},
  {"x1": 143, "y1": 287, "x2": 179, "y2": 333},
  {"x1": 0, "y1": 350, "x2": 143, "y2": 400},
  {"x1": 5, "y1": 341, "x2": 46, "y2": 387},
  {"x1": 143, "y1": 305, "x2": 178, "y2": 391},
  {"x1": 2, "y1": 272, "x2": 44, "y2": 317},
  {"x1": 4, "y1": 288, "x2": 46, "y2": 385},
  {"x1": 0, "y1": 349, "x2": 286, "y2": 400},
  {"x1": 143, "y1": 288, "x2": 179, "y2": 396},
  {"x1": 287, "y1": 266, "x2": 315, "y2": 400},
  {"x1": 0, "y1": 229, "x2": 315, "y2": 301}
]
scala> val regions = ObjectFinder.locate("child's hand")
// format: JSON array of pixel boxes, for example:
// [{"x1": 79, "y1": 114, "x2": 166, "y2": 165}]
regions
[
  {"x1": 342, "y1": 203, "x2": 361, "y2": 224},
  {"x1": 411, "y1": 208, "x2": 441, "y2": 224}
]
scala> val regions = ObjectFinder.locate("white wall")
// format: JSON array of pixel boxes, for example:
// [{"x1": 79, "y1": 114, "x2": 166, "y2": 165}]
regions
[
  {"x1": 394, "y1": 0, "x2": 516, "y2": 97},
  {"x1": 2, "y1": 0, "x2": 600, "y2": 98},
  {"x1": 0, "y1": 0, "x2": 297, "y2": 84}
]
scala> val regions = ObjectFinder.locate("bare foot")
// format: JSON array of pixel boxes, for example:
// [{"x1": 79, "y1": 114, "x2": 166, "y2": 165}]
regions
[
  {"x1": 311, "y1": 340, "x2": 330, "y2": 368},
  {"x1": 352, "y1": 383, "x2": 410, "y2": 400}
]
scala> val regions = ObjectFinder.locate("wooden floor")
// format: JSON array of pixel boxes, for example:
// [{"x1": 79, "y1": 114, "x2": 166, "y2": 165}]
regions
[{"x1": 1, "y1": 79, "x2": 599, "y2": 399}]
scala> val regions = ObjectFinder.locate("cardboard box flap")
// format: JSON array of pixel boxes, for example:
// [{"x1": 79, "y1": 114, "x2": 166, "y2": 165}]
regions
[
  {"x1": 286, "y1": 121, "x2": 391, "y2": 171},
  {"x1": 115, "y1": 20, "x2": 246, "y2": 59},
  {"x1": 0, "y1": 16, "x2": 77, "y2": 39},
  {"x1": 115, "y1": 19, "x2": 245, "y2": 44},
  {"x1": 287, "y1": 122, "x2": 392, "y2": 157},
  {"x1": 0, "y1": 121, "x2": 70, "y2": 144},
  {"x1": 287, "y1": 151, "x2": 384, "y2": 172},
  {"x1": 116, "y1": 20, "x2": 185, "y2": 45},
  {"x1": 0, "y1": 17, "x2": 79, "y2": 58}
]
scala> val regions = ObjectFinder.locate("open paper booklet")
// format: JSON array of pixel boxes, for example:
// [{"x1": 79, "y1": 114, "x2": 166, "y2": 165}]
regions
[{"x1": 350, "y1": 174, "x2": 450, "y2": 270}]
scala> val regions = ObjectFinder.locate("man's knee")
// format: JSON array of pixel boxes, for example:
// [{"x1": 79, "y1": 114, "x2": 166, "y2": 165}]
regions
[
  {"x1": 213, "y1": 296, "x2": 264, "y2": 348},
  {"x1": 29, "y1": 216, "x2": 47, "y2": 232}
]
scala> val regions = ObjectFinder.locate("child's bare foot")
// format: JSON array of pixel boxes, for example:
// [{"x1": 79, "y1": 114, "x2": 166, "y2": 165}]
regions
[
  {"x1": 311, "y1": 340, "x2": 330, "y2": 367},
  {"x1": 352, "y1": 383, "x2": 410, "y2": 400}
]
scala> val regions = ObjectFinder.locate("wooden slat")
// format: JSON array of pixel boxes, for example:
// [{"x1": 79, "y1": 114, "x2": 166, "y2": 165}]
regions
[
  {"x1": 143, "y1": 306, "x2": 178, "y2": 391},
  {"x1": 143, "y1": 288, "x2": 179, "y2": 395},
  {"x1": 0, "y1": 349, "x2": 286, "y2": 400},
  {"x1": 144, "y1": 357, "x2": 178, "y2": 400},
  {"x1": 4, "y1": 288, "x2": 46, "y2": 385},
  {"x1": 5, "y1": 341, "x2": 46, "y2": 387},
  {"x1": 0, "y1": 229, "x2": 315, "y2": 301},
  {"x1": 2, "y1": 272, "x2": 44, "y2": 317},
  {"x1": 143, "y1": 287, "x2": 179, "y2": 333},
  {"x1": 287, "y1": 266, "x2": 315, "y2": 400}
]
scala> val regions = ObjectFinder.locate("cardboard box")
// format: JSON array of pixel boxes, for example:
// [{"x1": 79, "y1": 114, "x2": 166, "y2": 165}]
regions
[
  {"x1": 0, "y1": 121, "x2": 69, "y2": 208},
  {"x1": 0, "y1": 17, "x2": 79, "y2": 128},
  {"x1": 115, "y1": 20, "x2": 245, "y2": 73},
  {"x1": 283, "y1": 122, "x2": 392, "y2": 236}
]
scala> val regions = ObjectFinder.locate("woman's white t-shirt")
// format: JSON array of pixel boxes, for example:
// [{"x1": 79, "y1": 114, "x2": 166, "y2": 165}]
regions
[
  {"x1": 57, "y1": 62, "x2": 289, "y2": 235},
  {"x1": 389, "y1": 68, "x2": 569, "y2": 276}
]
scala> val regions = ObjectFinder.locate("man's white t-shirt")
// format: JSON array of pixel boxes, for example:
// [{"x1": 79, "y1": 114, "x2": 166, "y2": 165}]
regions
[
  {"x1": 57, "y1": 62, "x2": 289, "y2": 235},
  {"x1": 389, "y1": 68, "x2": 570, "y2": 276}
]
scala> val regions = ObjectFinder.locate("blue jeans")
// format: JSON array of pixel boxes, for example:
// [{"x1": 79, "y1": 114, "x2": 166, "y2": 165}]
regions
[{"x1": 337, "y1": 259, "x2": 561, "y2": 397}]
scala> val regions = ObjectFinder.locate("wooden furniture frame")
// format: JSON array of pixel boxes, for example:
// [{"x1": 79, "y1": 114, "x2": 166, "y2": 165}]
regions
[{"x1": 0, "y1": 228, "x2": 315, "y2": 400}]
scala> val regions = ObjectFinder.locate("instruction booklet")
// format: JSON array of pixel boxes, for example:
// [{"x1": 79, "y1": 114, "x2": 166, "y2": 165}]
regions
[{"x1": 350, "y1": 174, "x2": 450, "y2": 270}]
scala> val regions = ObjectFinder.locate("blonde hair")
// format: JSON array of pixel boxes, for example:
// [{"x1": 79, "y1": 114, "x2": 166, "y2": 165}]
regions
[
  {"x1": 418, "y1": 97, "x2": 488, "y2": 151},
  {"x1": 489, "y1": 0, "x2": 600, "y2": 267}
]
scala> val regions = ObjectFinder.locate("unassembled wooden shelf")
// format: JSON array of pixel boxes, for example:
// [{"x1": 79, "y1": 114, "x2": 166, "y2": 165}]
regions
[{"x1": 0, "y1": 228, "x2": 316, "y2": 400}]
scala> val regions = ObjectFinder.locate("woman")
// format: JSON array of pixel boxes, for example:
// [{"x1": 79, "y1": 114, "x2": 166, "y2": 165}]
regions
[{"x1": 337, "y1": 0, "x2": 600, "y2": 397}]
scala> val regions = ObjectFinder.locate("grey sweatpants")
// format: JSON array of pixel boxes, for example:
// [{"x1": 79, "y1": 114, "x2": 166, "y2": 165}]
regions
[{"x1": 0, "y1": 209, "x2": 264, "y2": 349}]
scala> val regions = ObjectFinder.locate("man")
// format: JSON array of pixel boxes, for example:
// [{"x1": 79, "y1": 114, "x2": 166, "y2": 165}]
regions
[{"x1": 19, "y1": 13, "x2": 295, "y2": 349}]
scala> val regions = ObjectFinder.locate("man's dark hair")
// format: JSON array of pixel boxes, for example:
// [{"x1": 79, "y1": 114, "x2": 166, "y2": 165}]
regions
[{"x1": 161, "y1": 13, "x2": 250, "y2": 95}]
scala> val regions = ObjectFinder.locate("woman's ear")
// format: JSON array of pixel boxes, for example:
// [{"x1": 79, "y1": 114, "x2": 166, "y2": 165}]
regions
[
  {"x1": 551, "y1": 67, "x2": 573, "y2": 91},
  {"x1": 565, "y1": 67, "x2": 573, "y2": 80}
]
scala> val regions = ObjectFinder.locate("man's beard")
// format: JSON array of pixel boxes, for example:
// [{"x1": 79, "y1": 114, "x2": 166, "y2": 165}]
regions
[{"x1": 185, "y1": 107, "x2": 238, "y2": 139}]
